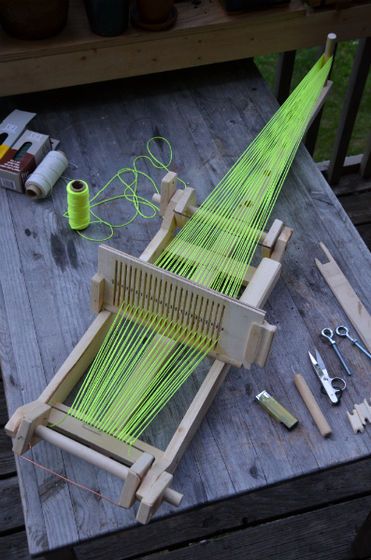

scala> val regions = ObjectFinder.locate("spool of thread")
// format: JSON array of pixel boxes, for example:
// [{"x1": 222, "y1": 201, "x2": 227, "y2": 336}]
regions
[
  {"x1": 66, "y1": 179, "x2": 90, "y2": 231},
  {"x1": 25, "y1": 150, "x2": 68, "y2": 199}
]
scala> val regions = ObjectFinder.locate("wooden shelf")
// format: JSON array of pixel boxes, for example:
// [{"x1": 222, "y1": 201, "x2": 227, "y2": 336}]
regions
[{"x1": 1, "y1": 0, "x2": 371, "y2": 96}]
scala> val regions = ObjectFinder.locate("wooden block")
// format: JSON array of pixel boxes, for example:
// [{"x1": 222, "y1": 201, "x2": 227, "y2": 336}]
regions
[
  {"x1": 244, "y1": 321, "x2": 277, "y2": 369},
  {"x1": 174, "y1": 187, "x2": 197, "y2": 227},
  {"x1": 159, "y1": 172, "x2": 177, "y2": 216},
  {"x1": 347, "y1": 410, "x2": 364, "y2": 434},
  {"x1": 354, "y1": 400, "x2": 371, "y2": 425},
  {"x1": 12, "y1": 402, "x2": 51, "y2": 455},
  {"x1": 5, "y1": 400, "x2": 47, "y2": 438},
  {"x1": 119, "y1": 453, "x2": 154, "y2": 508},
  {"x1": 240, "y1": 258, "x2": 282, "y2": 309},
  {"x1": 136, "y1": 471, "x2": 174, "y2": 524},
  {"x1": 261, "y1": 219, "x2": 284, "y2": 257},
  {"x1": 91, "y1": 273, "x2": 105, "y2": 313},
  {"x1": 270, "y1": 226, "x2": 293, "y2": 262}
]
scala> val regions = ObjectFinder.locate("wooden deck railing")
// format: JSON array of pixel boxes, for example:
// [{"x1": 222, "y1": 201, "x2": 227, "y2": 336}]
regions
[{"x1": 273, "y1": 35, "x2": 371, "y2": 185}]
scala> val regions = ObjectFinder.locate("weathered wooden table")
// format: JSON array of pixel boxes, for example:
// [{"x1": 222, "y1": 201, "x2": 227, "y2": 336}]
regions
[{"x1": 1, "y1": 61, "x2": 371, "y2": 559}]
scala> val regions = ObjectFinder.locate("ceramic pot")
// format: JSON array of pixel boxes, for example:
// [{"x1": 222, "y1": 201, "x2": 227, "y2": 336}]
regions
[
  {"x1": 0, "y1": 0, "x2": 69, "y2": 40},
  {"x1": 85, "y1": 0, "x2": 130, "y2": 37},
  {"x1": 136, "y1": 0, "x2": 174, "y2": 24}
]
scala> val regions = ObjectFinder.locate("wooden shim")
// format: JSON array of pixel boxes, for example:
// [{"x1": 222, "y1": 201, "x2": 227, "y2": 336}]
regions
[
  {"x1": 98, "y1": 245, "x2": 266, "y2": 367},
  {"x1": 315, "y1": 242, "x2": 371, "y2": 352},
  {"x1": 38, "y1": 310, "x2": 113, "y2": 405}
]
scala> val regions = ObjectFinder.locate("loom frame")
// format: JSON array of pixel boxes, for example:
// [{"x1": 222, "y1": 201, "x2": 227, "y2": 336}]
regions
[
  {"x1": 4, "y1": 31, "x2": 337, "y2": 526},
  {"x1": 5, "y1": 174, "x2": 293, "y2": 524}
]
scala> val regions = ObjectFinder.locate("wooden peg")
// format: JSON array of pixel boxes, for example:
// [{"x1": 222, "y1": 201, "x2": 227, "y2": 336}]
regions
[
  {"x1": 324, "y1": 33, "x2": 337, "y2": 63},
  {"x1": 294, "y1": 373, "x2": 332, "y2": 437}
]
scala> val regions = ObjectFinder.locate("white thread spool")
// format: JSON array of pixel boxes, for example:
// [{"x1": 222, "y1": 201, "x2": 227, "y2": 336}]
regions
[{"x1": 25, "y1": 150, "x2": 68, "y2": 199}]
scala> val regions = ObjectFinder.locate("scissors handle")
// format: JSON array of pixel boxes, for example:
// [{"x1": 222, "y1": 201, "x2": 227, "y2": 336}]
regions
[{"x1": 330, "y1": 376, "x2": 347, "y2": 392}]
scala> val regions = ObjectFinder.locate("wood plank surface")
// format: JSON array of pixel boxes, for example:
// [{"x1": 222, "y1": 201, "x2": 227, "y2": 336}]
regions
[
  {"x1": 0, "y1": 60, "x2": 370, "y2": 556},
  {"x1": 133, "y1": 495, "x2": 371, "y2": 560},
  {"x1": 1, "y1": 0, "x2": 371, "y2": 96}
]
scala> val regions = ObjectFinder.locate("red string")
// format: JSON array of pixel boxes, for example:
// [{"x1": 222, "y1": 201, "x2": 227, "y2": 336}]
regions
[{"x1": 19, "y1": 452, "x2": 122, "y2": 508}]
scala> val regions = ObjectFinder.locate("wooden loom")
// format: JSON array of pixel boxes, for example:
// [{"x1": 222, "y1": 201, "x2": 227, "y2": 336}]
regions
[
  {"x1": 5, "y1": 176, "x2": 293, "y2": 524},
  {"x1": 6, "y1": 34, "x2": 336, "y2": 524}
]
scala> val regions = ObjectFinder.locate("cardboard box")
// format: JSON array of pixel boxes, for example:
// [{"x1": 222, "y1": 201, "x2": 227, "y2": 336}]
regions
[
  {"x1": 0, "y1": 110, "x2": 35, "y2": 160},
  {"x1": 0, "y1": 130, "x2": 51, "y2": 193}
]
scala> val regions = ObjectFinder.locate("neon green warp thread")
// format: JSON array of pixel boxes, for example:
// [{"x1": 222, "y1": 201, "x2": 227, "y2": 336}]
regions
[
  {"x1": 67, "y1": 55, "x2": 332, "y2": 445},
  {"x1": 156, "y1": 55, "x2": 332, "y2": 298},
  {"x1": 64, "y1": 137, "x2": 186, "y2": 242},
  {"x1": 69, "y1": 300, "x2": 215, "y2": 446}
]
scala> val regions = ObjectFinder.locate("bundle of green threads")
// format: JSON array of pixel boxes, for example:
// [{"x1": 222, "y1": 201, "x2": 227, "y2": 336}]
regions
[{"x1": 67, "y1": 54, "x2": 332, "y2": 445}]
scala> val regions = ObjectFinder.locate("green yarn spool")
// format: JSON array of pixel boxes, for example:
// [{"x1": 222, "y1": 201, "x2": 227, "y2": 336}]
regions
[{"x1": 66, "y1": 179, "x2": 90, "y2": 230}]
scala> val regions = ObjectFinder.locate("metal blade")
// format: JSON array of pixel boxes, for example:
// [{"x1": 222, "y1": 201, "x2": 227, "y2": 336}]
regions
[{"x1": 314, "y1": 348, "x2": 327, "y2": 372}]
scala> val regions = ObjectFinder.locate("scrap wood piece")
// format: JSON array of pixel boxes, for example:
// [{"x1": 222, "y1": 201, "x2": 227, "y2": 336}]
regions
[
  {"x1": 354, "y1": 399, "x2": 371, "y2": 426},
  {"x1": 315, "y1": 242, "x2": 371, "y2": 352},
  {"x1": 347, "y1": 409, "x2": 364, "y2": 434}
]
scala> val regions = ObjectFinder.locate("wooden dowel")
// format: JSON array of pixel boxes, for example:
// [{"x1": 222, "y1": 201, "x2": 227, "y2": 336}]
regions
[
  {"x1": 324, "y1": 32, "x2": 336, "y2": 62},
  {"x1": 35, "y1": 426, "x2": 182, "y2": 506},
  {"x1": 293, "y1": 374, "x2": 332, "y2": 438}
]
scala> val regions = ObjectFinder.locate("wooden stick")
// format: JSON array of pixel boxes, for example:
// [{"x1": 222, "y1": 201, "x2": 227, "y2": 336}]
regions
[
  {"x1": 315, "y1": 242, "x2": 371, "y2": 352},
  {"x1": 324, "y1": 32, "x2": 337, "y2": 62},
  {"x1": 293, "y1": 374, "x2": 332, "y2": 438},
  {"x1": 35, "y1": 425, "x2": 182, "y2": 507}
]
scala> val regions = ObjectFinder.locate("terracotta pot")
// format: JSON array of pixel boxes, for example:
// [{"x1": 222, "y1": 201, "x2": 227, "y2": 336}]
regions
[
  {"x1": 136, "y1": 0, "x2": 174, "y2": 24},
  {"x1": 0, "y1": 0, "x2": 69, "y2": 40}
]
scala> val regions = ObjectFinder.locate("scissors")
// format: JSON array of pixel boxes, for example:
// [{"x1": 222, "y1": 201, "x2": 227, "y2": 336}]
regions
[
  {"x1": 321, "y1": 327, "x2": 353, "y2": 376},
  {"x1": 308, "y1": 348, "x2": 346, "y2": 405}
]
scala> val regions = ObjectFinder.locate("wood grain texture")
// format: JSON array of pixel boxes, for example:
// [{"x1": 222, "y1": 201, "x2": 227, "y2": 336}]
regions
[{"x1": 0, "y1": 61, "x2": 370, "y2": 556}]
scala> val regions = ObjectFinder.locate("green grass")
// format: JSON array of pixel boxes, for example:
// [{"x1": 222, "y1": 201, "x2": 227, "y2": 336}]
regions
[{"x1": 255, "y1": 41, "x2": 371, "y2": 162}]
